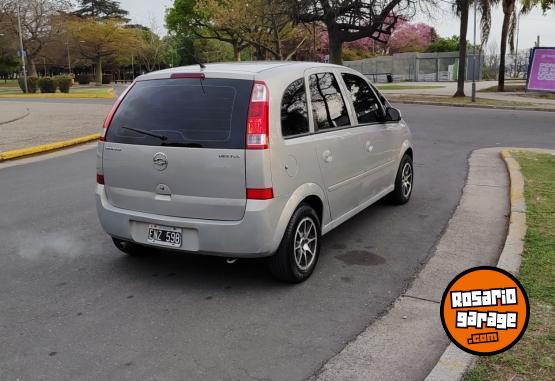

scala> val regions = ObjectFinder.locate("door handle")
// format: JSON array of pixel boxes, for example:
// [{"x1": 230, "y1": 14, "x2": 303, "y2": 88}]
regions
[
  {"x1": 365, "y1": 141, "x2": 374, "y2": 152},
  {"x1": 322, "y1": 150, "x2": 333, "y2": 163}
]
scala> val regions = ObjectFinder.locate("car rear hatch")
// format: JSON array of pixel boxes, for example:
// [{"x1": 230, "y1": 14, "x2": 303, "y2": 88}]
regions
[{"x1": 101, "y1": 75, "x2": 253, "y2": 221}]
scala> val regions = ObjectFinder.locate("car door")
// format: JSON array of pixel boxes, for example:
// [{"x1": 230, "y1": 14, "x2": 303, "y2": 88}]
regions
[
  {"x1": 306, "y1": 69, "x2": 365, "y2": 220},
  {"x1": 340, "y1": 72, "x2": 396, "y2": 202}
]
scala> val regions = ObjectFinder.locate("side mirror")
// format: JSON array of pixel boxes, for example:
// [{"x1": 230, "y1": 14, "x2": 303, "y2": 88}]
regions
[{"x1": 385, "y1": 107, "x2": 401, "y2": 122}]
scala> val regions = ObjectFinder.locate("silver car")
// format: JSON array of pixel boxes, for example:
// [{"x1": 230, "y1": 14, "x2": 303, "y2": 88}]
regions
[{"x1": 96, "y1": 62, "x2": 413, "y2": 282}]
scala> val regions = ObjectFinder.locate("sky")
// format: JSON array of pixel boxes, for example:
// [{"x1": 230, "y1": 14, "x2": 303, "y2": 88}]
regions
[{"x1": 119, "y1": 0, "x2": 555, "y2": 52}]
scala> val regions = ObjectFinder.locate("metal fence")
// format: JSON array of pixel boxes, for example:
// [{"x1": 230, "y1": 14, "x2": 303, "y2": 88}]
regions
[{"x1": 344, "y1": 51, "x2": 484, "y2": 82}]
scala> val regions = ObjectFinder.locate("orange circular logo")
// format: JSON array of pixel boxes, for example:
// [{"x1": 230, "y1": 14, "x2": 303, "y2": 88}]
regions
[{"x1": 440, "y1": 266, "x2": 529, "y2": 356}]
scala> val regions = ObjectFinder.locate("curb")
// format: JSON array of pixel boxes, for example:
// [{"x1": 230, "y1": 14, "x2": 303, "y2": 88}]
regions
[
  {"x1": 388, "y1": 99, "x2": 555, "y2": 112},
  {"x1": 424, "y1": 148, "x2": 529, "y2": 381},
  {"x1": 0, "y1": 108, "x2": 30, "y2": 125},
  {"x1": 313, "y1": 148, "x2": 509, "y2": 381},
  {"x1": 0, "y1": 134, "x2": 100, "y2": 162}
]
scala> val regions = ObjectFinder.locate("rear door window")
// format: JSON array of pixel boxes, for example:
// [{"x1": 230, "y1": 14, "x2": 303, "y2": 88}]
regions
[
  {"x1": 105, "y1": 78, "x2": 253, "y2": 149},
  {"x1": 308, "y1": 72, "x2": 351, "y2": 131},
  {"x1": 341, "y1": 73, "x2": 383, "y2": 124},
  {"x1": 281, "y1": 78, "x2": 309, "y2": 137}
]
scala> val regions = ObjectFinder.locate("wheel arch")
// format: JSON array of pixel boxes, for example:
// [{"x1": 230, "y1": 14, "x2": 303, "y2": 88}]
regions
[{"x1": 271, "y1": 183, "x2": 328, "y2": 252}]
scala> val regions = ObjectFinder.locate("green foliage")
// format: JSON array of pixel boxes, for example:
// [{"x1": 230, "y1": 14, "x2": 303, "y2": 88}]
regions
[
  {"x1": 427, "y1": 36, "x2": 460, "y2": 52},
  {"x1": 102, "y1": 74, "x2": 112, "y2": 84},
  {"x1": 56, "y1": 76, "x2": 72, "y2": 93},
  {"x1": 73, "y1": 0, "x2": 130, "y2": 21},
  {"x1": 0, "y1": 55, "x2": 20, "y2": 75},
  {"x1": 38, "y1": 77, "x2": 58, "y2": 93},
  {"x1": 18, "y1": 76, "x2": 39, "y2": 93},
  {"x1": 76, "y1": 74, "x2": 91, "y2": 85},
  {"x1": 165, "y1": 0, "x2": 198, "y2": 37},
  {"x1": 522, "y1": 0, "x2": 555, "y2": 12}
]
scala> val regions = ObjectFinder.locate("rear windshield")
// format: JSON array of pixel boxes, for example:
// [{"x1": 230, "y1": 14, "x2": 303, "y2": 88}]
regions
[{"x1": 105, "y1": 78, "x2": 253, "y2": 149}]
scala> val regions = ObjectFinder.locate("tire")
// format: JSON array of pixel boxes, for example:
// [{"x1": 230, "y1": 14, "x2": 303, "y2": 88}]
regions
[
  {"x1": 268, "y1": 204, "x2": 321, "y2": 283},
  {"x1": 112, "y1": 237, "x2": 147, "y2": 256},
  {"x1": 387, "y1": 153, "x2": 414, "y2": 205}
]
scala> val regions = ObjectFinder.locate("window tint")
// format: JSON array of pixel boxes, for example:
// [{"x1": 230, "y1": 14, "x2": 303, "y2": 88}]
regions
[
  {"x1": 341, "y1": 73, "x2": 383, "y2": 124},
  {"x1": 105, "y1": 78, "x2": 252, "y2": 149},
  {"x1": 309, "y1": 73, "x2": 350, "y2": 130},
  {"x1": 281, "y1": 78, "x2": 309, "y2": 137}
]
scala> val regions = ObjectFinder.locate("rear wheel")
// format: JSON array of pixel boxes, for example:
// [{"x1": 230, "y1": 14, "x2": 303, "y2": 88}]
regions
[
  {"x1": 112, "y1": 238, "x2": 147, "y2": 256},
  {"x1": 268, "y1": 204, "x2": 321, "y2": 283},
  {"x1": 387, "y1": 153, "x2": 413, "y2": 204}
]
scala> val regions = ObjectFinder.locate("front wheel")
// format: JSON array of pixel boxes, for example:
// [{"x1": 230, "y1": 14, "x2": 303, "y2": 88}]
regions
[
  {"x1": 268, "y1": 204, "x2": 321, "y2": 283},
  {"x1": 387, "y1": 153, "x2": 413, "y2": 204}
]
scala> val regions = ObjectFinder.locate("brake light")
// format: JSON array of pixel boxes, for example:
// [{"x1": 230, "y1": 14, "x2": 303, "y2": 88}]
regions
[
  {"x1": 100, "y1": 82, "x2": 135, "y2": 141},
  {"x1": 96, "y1": 174, "x2": 104, "y2": 185},
  {"x1": 246, "y1": 81, "x2": 269, "y2": 150},
  {"x1": 170, "y1": 72, "x2": 205, "y2": 79},
  {"x1": 246, "y1": 188, "x2": 273, "y2": 200}
]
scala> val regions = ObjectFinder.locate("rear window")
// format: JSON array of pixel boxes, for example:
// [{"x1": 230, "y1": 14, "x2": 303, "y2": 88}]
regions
[{"x1": 105, "y1": 78, "x2": 253, "y2": 149}]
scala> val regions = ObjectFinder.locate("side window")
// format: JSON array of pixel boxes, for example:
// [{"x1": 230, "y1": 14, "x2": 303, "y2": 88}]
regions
[
  {"x1": 281, "y1": 78, "x2": 309, "y2": 137},
  {"x1": 341, "y1": 73, "x2": 383, "y2": 124},
  {"x1": 309, "y1": 73, "x2": 350, "y2": 130}
]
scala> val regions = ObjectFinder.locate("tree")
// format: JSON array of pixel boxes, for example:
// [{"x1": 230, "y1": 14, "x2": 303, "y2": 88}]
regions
[
  {"x1": 131, "y1": 21, "x2": 167, "y2": 72},
  {"x1": 388, "y1": 22, "x2": 436, "y2": 54},
  {"x1": 521, "y1": 0, "x2": 555, "y2": 11},
  {"x1": 0, "y1": 0, "x2": 71, "y2": 76},
  {"x1": 73, "y1": 0, "x2": 129, "y2": 21},
  {"x1": 195, "y1": 0, "x2": 307, "y2": 60},
  {"x1": 426, "y1": 35, "x2": 460, "y2": 52},
  {"x1": 0, "y1": 30, "x2": 20, "y2": 81},
  {"x1": 166, "y1": 0, "x2": 249, "y2": 60},
  {"x1": 68, "y1": 18, "x2": 138, "y2": 84},
  {"x1": 453, "y1": 0, "x2": 495, "y2": 97},
  {"x1": 498, "y1": 0, "x2": 515, "y2": 91},
  {"x1": 290, "y1": 0, "x2": 417, "y2": 64}
]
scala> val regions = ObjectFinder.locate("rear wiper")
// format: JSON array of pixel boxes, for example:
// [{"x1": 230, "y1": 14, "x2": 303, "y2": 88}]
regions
[
  {"x1": 121, "y1": 126, "x2": 167, "y2": 141},
  {"x1": 161, "y1": 142, "x2": 204, "y2": 148}
]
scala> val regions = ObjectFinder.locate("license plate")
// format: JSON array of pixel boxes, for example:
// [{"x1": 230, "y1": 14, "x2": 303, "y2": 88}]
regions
[{"x1": 147, "y1": 224, "x2": 182, "y2": 248}]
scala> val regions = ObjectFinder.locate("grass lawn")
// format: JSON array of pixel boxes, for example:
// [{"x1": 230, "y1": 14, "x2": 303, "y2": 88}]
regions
[
  {"x1": 465, "y1": 151, "x2": 555, "y2": 381},
  {"x1": 387, "y1": 94, "x2": 542, "y2": 109},
  {"x1": 479, "y1": 84, "x2": 555, "y2": 100},
  {"x1": 0, "y1": 79, "x2": 19, "y2": 88},
  {"x1": 376, "y1": 84, "x2": 445, "y2": 90},
  {"x1": 0, "y1": 86, "x2": 115, "y2": 99}
]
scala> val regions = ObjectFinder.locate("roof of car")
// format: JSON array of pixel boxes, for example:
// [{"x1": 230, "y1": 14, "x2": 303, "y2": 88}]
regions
[{"x1": 140, "y1": 61, "x2": 348, "y2": 80}]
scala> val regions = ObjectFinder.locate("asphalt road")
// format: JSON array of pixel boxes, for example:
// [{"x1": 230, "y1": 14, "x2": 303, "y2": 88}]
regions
[{"x1": 1, "y1": 105, "x2": 554, "y2": 380}]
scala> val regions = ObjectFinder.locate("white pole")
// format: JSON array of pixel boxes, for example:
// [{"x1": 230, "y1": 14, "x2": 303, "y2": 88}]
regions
[{"x1": 16, "y1": 3, "x2": 28, "y2": 92}]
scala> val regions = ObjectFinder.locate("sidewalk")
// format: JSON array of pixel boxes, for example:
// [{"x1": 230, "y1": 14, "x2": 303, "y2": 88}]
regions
[
  {"x1": 0, "y1": 101, "x2": 111, "y2": 152},
  {"x1": 313, "y1": 148, "x2": 509, "y2": 380},
  {"x1": 380, "y1": 80, "x2": 555, "y2": 109}
]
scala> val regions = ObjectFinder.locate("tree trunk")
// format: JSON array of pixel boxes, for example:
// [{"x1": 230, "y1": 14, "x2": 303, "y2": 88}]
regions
[
  {"x1": 28, "y1": 58, "x2": 38, "y2": 77},
  {"x1": 498, "y1": 2, "x2": 514, "y2": 92},
  {"x1": 95, "y1": 59, "x2": 102, "y2": 86},
  {"x1": 328, "y1": 29, "x2": 343, "y2": 65},
  {"x1": 454, "y1": 0, "x2": 469, "y2": 97},
  {"x1": 232, "y1": 43, "x2": 241, "y2": 61}
]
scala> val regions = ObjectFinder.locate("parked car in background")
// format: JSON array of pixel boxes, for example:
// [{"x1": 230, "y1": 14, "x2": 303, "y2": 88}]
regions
[{"x1": 96, "y1": 62, "x2": 413, "y2": 282}]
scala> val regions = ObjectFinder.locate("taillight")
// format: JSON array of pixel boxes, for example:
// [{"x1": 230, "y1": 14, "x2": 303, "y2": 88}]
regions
[
  {"x1": 246, "y1": 188, "x2": 273, "y2": 200},
  {"x1": 100, "y1": 82, "x2": 135, "y2": 141},
  {"x1": 96, "y1": 174, "x2": 104, "y2": 185},
  {"x1": 246, "y1": 81, "x2": 269, "y2": 150}
]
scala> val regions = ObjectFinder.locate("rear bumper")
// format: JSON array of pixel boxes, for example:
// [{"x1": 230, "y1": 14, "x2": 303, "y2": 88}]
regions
[{"x1": 96, "y1": 185, "x2": 284, "y2": 258}]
